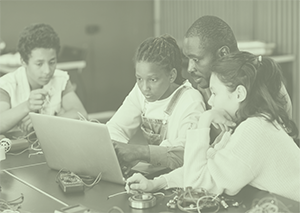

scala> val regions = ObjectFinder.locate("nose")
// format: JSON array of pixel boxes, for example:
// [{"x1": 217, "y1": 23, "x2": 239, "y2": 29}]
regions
[
  {"x1": 207, "y1": 95, "x2": 213, "y2": 107},
  {"x1": 42, "y1": 63, "x2": 51, "y2": 75},
  {"x1": 141, "y1": 80, "x2": 150, "y2": 92},
  {"x1": 187, "y1": 59, "x2": 196, "y2": 73}
]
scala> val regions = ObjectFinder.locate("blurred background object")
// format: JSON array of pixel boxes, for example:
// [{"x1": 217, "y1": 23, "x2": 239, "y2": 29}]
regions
[
  {"x1": 0, "y1": 38, "x2": 6, "y2": 55},
  {"x1": 237, "y1": 41, "x2": 276, "y2": 56}
]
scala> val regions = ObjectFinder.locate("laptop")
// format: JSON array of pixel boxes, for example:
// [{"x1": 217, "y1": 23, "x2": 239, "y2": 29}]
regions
[{"x1": 29, "y1": 113, "x2": 125, "y2": 185}]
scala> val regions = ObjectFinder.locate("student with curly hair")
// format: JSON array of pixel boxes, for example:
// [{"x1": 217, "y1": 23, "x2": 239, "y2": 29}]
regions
[{"x1": 0, "y1": 23, "x2": 87, "y2": 134}]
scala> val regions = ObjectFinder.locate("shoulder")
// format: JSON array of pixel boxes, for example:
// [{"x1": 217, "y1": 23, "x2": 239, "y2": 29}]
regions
[
  {"x1": 0, "y1": 67, "x2": 24, "y2": 90},
  {"x1": 52, "y1": 69, "x2": 69, "y2": 79},
  {"x1": 179, "y1": 80, "x2": 205, "y2": 103},
  {"x1": 233, "y1": 117, "x2": 274, "y2": 139}
]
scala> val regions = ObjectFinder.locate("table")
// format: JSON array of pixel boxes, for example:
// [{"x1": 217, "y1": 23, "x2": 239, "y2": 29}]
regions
[{"x1": 1, "y1": 150, "x2": 299, "y2": 213}]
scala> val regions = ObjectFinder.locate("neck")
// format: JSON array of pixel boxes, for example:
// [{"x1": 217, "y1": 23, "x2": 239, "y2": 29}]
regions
[{"x1": 160, "y1": 83, "x2": 180, "y2": 100}]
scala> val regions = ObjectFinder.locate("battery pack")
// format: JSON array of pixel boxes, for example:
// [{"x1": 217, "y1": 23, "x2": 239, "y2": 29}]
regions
[{"x1": 57, "y1": 172, "x2": 85, "y2": 193}]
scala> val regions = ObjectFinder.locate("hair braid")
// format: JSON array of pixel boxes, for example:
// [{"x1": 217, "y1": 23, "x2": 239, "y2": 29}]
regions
[{"x1": 134, "y1": 34, "x2": 184, "y2": 84}]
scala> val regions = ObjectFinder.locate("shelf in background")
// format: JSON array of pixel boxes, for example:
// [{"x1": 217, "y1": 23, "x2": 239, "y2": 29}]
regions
[{"x1": 0, "y1": 60, "x2": 86, "y2": 74}]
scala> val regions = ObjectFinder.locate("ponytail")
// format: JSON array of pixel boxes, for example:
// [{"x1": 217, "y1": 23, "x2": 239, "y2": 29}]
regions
[{"x1": 211, "y1": 51, "x2": 298, "y2": 139}]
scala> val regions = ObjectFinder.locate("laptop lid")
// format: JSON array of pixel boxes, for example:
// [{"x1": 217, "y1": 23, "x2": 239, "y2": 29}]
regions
[{"x1": 29, "y1": 113, "x2": 125, "y2": 185}]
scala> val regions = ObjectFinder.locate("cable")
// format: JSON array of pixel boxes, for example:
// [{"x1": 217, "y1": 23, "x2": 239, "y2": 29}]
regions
[
  {"x1": 77, "y1": 111, "x2": 100, "y2": 123},
  {"x1": 107, "y1": 206, "x2": 125, "y2": 213},
  {"x1": 7, "y1": 130, "x2": 42, "y2": 157},
  {"x1": 55, "y1": 169, "x2": 102, "y2": 189},
  {"x1": 173, "y1": 187, "x2": 224, "y2": 213},
  {"x1": 0, "y1": 194, "x2": 24, "y2": 212},
  {"x1": 246, "y1": 196, "x2": 292, "y2": 213}
]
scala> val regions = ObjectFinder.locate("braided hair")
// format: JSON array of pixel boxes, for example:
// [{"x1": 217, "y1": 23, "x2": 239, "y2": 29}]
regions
[{"x1": 134, "y1": 34, "x2": 184, "y2": 85}]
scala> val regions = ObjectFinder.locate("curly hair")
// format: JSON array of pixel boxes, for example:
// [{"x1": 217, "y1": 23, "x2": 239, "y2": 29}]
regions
[
  {"x1": 18, "y1": 23, "x2": 60, "y2": 64},
  {"x1": 185, "y1": 15, "x2": 238, "y2": 54},
  {"x1": 134, "y1": 34, "x2": 184, "y2": 85}
]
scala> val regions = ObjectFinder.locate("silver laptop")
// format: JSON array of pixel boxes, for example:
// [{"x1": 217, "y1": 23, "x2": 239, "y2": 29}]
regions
[{"x1": 29, "y1": 112, "x2": 125, "y2": 185}]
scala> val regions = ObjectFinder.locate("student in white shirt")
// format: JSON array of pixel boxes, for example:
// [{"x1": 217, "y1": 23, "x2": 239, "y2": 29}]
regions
[
  {"x1": 0, "y1": 23, "x2": 87, "y2": 134},
  {"x1": 126, "y1": 52, "x2": 300, "y2": 202},
  {"x1": 107, "y1": 35, "x2": 207, "y2": 174}
]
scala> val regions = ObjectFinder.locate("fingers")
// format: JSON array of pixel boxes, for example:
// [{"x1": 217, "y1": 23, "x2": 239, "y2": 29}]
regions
[
  {"x1": 19, "y1": 116, "x2": 33, "y2": 133},
  {"x1": 27, "y1": 89, "x2": 49, "y2": 112},
  {"x1": 125, "y1": 173, "x2": 145, "y2": 193}
]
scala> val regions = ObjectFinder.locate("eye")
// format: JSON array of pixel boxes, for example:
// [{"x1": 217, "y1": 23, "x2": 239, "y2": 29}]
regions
[
  {"x1": 136, "y1": 77, "x2": 142, "y2": 81},
  {"x1": 151, "y1": 78, "x2": 157, "y2": 82},
  {"x1": 36, "y1": 63, "x2": 43, "y2": 67},
  {"x1": 49, "y1": 61, "x2": 56, "y2": 65},
  {"x1": 193, "y1": 58, "x2": 199, "y2": 63}
]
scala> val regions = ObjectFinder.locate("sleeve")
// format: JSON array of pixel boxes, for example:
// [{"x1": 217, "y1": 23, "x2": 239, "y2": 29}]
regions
[
  {"x1": 0, "y1": 88, "x2": 10, "y2": 104},
  {"x1": 62, "y1": 80, "x2": 74, "y2": 96},
  {"x1": 106, "y1": 84, "x2": 143, "y2": 143},
  {"x1": 149, "y1": 145, "x2": 184, "y2": 169},
  {"x1": 149, "y1": 89, "x2": 206, "y2": 169},
  {"x1": 182, "y1": 126, "x2": 257, "y2": 196}
]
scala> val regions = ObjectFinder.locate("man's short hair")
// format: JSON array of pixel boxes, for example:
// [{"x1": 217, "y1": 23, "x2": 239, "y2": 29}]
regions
[
  {"x1": 185, "y1": 15, "x2": 238, "y2": 54},
  {"x1": 18, "y1": 23, "x2": 60, "y2": 64}
]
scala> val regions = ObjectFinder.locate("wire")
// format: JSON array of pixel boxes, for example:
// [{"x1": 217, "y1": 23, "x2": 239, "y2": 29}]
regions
[
  {"x1": 0, "y1": 194, "x2": 24, "y2": 212},
  {"x1": 77, "y1": 111, "x2": 100, "y2": 123},
  {"x1": 107, "y1": 191, "x2": 128, "y2": 199},
  {"x1": 107, "y1": 206, "x2": 125, "y2": 213},
  {"x1": 6, "y1": 130, "x2": 42, "y2": 157},
  {"x1": 55, "y1": 169, "x2": 102, "y2": 189},
  {"x1": 246, "y1": 196, "x2": 291, "y2": 213},
  {"x1": 175, "y1": 188, "x2": 221, "y2": 213}
]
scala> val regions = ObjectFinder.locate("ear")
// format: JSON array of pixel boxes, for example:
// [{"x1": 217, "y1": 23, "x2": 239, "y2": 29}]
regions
[
  {"x1": 235, "y1": 85, "x2": 247, "y2": 103},
  {"x1": 20, "y1": 57, "x2": 26, "y2": 66},
  {"x1": 217, "y1": 46, "x2": 230, "y2": 58},
  {"x1": 169, "y1": 68, "x2": 177, "y2": 83}
]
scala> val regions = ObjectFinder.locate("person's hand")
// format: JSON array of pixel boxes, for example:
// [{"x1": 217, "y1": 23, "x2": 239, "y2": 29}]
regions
[
  {"x1": 199, "y1": 109, "x2": 236, "y2": 131},
  {"x1": 19, "y1": 115, "x2": 33, "y2": 133},
  {"x1": 125, "y1": 173, "x2": 154, "y2": 193},
  {"x1": 27, "y1": 89, "x2": 48, "y2": 113}
]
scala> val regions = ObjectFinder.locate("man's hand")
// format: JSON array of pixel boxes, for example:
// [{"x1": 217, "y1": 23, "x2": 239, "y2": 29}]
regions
[
  {"x1": 27, "y1": 89, "x2": 48, "y2": 113},
  {"x1": 113, "y1": 141, "x2": 150, "y2": 175}
]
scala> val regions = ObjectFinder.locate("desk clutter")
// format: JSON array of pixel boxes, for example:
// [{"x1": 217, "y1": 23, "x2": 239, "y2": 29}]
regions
[{"x1": 0, "y1": 126, "x2": 299, "y2": 213}]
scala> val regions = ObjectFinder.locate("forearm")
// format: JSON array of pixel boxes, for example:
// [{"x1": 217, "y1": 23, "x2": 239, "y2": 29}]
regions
[
  {"x1": 0, "y1": 102, "x2": 29, "y2": 134},
  {"x1": 58, "y1": 107, "x2": 87, "y2": 119},
  {"x1": 149, "y1": 176, "x2": 168, "y2": 192},
  {"x1": 149, "y1": 145, "x2": 184, "y2": 169}
]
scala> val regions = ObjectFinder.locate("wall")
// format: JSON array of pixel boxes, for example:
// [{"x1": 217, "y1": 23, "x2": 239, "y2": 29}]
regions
[
  {"x1": 0, "y1": 0, "x2": 154, "y2": 113},
  {"x1": 156, "y1": 0, "x2": 300, "y2": 129}
]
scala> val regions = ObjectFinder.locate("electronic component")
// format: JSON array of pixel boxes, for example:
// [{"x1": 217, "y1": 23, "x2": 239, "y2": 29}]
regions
[
  {"x1": 57, "y1": 172, "x2": 84, "y2": 193},
  {"x1": 128, "y1": 193, "x2": 156, "y2": 209},
  {"x1": 0, "y1": 137, "x2": 11, "y2": 153}
]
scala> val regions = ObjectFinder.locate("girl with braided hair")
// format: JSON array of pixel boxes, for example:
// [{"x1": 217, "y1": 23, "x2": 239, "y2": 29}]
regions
[
  {"x1": 126, "y1": 51, "x2": 299, "y2": 202},
  {"x1": 107, "y1": 35, "x2": 208, "y2": 175}
]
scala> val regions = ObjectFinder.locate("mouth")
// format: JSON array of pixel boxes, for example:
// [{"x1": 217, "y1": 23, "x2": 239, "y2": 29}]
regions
[
  {"x1": 40, "y1": 78, "x2": 51, "y2": 83},
  {"x1": 144, "y1": 94, "x2": 152, "y2": 99},
  {"x1": 190, "y1": 73, "x2": 209, "y2": 88}
]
